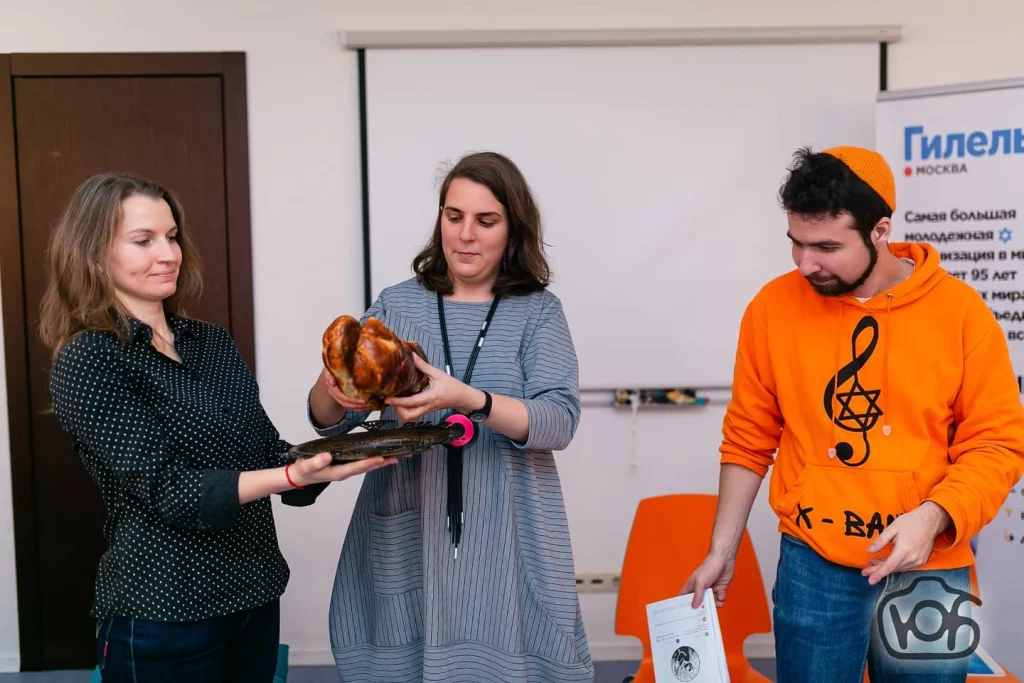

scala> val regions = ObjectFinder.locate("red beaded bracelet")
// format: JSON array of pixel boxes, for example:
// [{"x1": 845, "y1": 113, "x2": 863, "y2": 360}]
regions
[{"x1": 284, "y1": 463, "x2": 304, "y2": 490}]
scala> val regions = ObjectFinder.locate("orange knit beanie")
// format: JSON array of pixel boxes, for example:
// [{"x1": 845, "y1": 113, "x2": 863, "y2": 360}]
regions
[{"x1": 822, "y1": 146, "x2": 896, "y2": 212}]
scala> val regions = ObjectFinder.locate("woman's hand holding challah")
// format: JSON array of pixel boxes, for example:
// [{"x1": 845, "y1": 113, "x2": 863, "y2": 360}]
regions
[
  {"x1": 319, "y1": 366, "x2": 370, "y2": 412},
  {"x1": 385, "y1": 354, "x2": 485, "y2": 422},
  {"x1": 319, "y1": 316, "x2": 429, "y2": 412}
]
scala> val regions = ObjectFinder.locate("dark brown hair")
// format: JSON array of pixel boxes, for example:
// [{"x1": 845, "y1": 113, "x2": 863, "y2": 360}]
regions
[
  {"x1": 39, "y1": 172, "x2": 203, "y2": 358},
  {"x1": 412, "y1": 151, "x2": 551, "y2": 296}
]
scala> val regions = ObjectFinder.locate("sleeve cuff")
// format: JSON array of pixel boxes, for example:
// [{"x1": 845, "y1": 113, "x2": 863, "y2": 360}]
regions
[
  {"x1": 280, "y1": 482, "x2": 330, "y2": 507},
  {"x1": 306, "y1": 391, "x2": 362, "y2": 437},
  {"x1": 307, "y1": 391, "x2": 336, "y2": 434},
  {"x1": 510, "y1": 398, "x2": 572, "y2": 452},
  {"x1": 719, "y1": 452, "x2": 771, "y2": 478},
  {"x1": 199, "y1": 470, "x2": 241, "y2": 531},
  {"x1": 924, "y1": 492, "x2": 967, "y2": 551}
]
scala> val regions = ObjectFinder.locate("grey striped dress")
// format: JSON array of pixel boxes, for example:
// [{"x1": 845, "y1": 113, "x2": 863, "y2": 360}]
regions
[{"x1": 308, "y1": 278, "x2": 594, "y2": 683}]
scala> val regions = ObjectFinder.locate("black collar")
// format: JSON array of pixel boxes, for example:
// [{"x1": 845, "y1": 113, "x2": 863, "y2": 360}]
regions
[{"x1": 120, "y1": 310, "x2": 200, "y2": 347}]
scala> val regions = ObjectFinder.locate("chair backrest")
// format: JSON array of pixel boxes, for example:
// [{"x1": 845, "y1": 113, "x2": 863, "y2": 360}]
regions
[{"x1": 614, "y1": 493, "x2": 772, "y2": 666}]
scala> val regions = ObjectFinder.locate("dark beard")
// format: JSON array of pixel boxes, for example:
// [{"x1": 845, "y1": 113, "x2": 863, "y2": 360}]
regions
[{"x1": 807, "y1": 241, "x2": 879, "y2": 297}]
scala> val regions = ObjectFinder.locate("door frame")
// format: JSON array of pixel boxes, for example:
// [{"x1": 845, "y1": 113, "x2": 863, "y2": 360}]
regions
[{"x1": 0, "y1": 52, "x2": 256, "y2": 670}]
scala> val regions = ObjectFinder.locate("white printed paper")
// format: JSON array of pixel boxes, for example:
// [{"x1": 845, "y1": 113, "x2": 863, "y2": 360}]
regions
[{"x1": 646, "y1": 587, "x2": 730, "y2": 683}]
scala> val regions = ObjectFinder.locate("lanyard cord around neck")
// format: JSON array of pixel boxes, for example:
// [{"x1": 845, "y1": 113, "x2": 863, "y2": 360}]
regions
[{"x1": 436, "y1": 291, "x2": 500, "y2": 557}]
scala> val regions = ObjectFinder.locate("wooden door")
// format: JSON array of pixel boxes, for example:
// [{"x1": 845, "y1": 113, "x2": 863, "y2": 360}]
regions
[{"x1": 0, "y1": 53, "x2": 255, "y2": 671}]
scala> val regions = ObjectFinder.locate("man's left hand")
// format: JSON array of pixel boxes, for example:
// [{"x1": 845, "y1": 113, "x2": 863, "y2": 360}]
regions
[{"x1": 861, "y1": 501, "x2": 953, "y2": 585}]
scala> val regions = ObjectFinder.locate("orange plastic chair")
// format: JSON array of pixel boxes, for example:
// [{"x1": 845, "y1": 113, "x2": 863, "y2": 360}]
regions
[{"x1": 614, "y1": 494, "x2": 772, "y2": 683}]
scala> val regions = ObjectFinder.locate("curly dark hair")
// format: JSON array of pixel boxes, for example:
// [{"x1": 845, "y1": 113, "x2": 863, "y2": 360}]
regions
[
  {"x1": 412, "y1": 151, "x2": 551, "y2": 297},
  {"x1": 778, "y1": 147, "x2": 892, "y2": 245}
]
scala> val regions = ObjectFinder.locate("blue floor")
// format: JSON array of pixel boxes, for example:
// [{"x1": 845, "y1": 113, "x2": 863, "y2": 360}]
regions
[{"x1": 0, "y1": 660, "x2": 778, "y2": 682}]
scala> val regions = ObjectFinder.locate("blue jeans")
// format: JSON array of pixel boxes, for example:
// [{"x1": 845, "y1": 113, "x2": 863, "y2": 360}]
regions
[
  {"x1": 95, "y1": 598, "x2": 280, "y2": 682},
  {"x1": 773, "y1": 533, "x2": 976, "y2": 683}
]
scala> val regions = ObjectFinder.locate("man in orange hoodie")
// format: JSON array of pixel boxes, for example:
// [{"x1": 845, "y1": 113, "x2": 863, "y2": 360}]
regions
[{"x1": 683, "y1": 146, "x2": 1024, "y2": 681}]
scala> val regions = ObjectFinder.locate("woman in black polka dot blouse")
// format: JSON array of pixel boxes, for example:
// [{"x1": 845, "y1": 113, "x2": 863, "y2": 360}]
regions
[{"x1": 39, "y1": 173, "x2": 394, "y2": 683}]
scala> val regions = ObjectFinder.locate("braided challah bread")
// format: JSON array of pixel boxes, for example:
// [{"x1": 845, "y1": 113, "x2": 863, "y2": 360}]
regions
[{"x1": 322, "y1": 316, "x2": 429, "y2": 411}]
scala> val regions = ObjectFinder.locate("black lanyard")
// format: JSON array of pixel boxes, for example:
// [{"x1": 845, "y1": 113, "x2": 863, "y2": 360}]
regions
[
  {"x1": 436, "y1": 292, "x2": 500, "y2": 386},
  {"x1": 436, "y1": 292, "x2": 500, "y2": 557}
]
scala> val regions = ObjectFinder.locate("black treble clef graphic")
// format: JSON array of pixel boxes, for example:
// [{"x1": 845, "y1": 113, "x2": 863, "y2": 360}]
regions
[{"x1": 823, "y1": 315, "x2": 883, "y2": 467}]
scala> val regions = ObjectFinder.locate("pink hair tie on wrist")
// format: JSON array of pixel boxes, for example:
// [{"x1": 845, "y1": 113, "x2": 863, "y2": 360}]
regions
[{"x1": 445, "y1": 413, "x2": 475, "y2": 447}]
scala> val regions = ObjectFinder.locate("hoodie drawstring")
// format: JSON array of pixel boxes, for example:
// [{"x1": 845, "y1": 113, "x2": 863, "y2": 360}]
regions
[
  {"x1": 883, "y1": 294, "x2": 892, "y2": 437},
  {"x1": 829, "y1": 304, "x2": 842, "y2": 458}
]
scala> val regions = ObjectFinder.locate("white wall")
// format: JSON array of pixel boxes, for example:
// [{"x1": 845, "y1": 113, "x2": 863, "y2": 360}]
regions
[{"x1": 2, "y1": 0, "x2": 1024, "y2": 672}]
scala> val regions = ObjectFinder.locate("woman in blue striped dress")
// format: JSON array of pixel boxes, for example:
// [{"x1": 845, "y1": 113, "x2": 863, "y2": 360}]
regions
[{"x1": 306, "y1": 151, "x2": 594, "y2": 682}]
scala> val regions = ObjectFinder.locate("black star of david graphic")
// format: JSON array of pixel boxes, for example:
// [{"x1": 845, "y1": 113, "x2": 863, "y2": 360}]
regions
[
  {"x1": 835, "y1": 377, "x2": 883, "y2": 432},
  {"x1": 822, "y1": 315, "x2": 884, "y2": 468}
]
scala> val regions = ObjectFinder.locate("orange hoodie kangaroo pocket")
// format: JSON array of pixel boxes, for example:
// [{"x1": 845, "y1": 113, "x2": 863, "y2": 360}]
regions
[{"x1": 774, "y1": 464, "x2": 922, "y2": 569}]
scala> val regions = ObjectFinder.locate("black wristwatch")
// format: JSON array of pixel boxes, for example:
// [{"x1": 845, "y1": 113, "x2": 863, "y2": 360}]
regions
[{"x1": 469, "y1": 391, "x2": 492, "y2": 422}]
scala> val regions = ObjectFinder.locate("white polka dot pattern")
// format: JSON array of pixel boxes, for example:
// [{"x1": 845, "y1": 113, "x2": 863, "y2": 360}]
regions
[{"x1": 49, "y1": 313, "x2": 302, "y2": 622}]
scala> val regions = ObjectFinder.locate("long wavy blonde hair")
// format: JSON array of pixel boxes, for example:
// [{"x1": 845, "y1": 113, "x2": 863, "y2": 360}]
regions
[{"x1": 38, "y1": 173, "x2": 203, "y2": 359}]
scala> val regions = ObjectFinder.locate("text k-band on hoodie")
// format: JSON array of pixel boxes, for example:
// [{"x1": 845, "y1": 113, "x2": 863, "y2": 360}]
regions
[{"x1": 721, "y1": 241, "x2": 1024, "y2": 571}]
